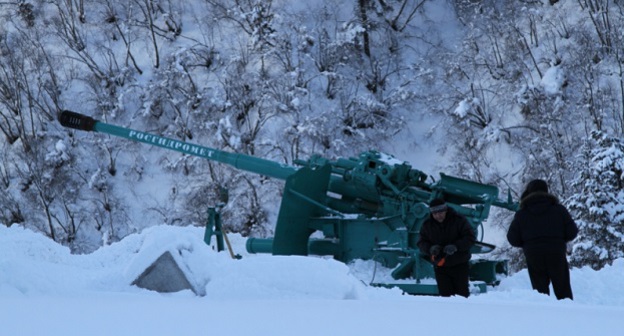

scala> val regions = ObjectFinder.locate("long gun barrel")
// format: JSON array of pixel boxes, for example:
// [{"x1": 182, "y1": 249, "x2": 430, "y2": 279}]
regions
[{"x1": 59, "y1": 111, "x2": 298, "y2": 180}]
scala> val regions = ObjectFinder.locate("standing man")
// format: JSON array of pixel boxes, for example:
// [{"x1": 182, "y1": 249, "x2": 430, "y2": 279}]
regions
[
  {"x1": 418, "y1": 198, "x2": 476, "y2": 297},
  {"x1": 507, "y1": 179, "x2": 578, "y2": 300}
]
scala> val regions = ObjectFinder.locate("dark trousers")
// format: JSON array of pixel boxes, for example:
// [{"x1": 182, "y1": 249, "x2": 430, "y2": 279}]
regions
[
  {"x1": 434, "y1": 262, "x2": 470, "y2": 297},
  {"x1": 524, "y1": 251, "x2": 573, "y2": 300}
]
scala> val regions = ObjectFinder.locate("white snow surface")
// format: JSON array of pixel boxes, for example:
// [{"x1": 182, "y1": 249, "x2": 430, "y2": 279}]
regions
[{"x1": 0, "y1": 224, "x2": 621, "y2": 336}]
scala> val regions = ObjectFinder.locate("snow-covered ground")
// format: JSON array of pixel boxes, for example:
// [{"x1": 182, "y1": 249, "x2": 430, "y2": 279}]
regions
[{"x1": 0, "y1": 224, "x2": 621, "y2": 335}]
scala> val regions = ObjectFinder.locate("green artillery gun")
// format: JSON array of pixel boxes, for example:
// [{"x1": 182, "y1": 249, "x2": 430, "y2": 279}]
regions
[{"x1": 59, "y1": 110, "x2": 518, "y2": 295}]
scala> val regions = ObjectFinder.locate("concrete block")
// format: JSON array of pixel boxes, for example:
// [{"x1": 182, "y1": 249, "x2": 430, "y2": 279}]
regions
[{"x1": 131, "y1": 251, "x2": 200, "y2": 295}]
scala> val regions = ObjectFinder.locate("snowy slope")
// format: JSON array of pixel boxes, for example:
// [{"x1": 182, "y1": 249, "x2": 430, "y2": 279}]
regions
[{"x1": 0, "y1": 224, "x2": 621, "y2": 335}]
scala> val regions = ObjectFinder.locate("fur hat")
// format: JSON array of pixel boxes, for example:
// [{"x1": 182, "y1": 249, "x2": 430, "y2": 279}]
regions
[
  {"x1": 429, "y1": 198, "x2": 448, "y2": 213},
  {"x1": 521, "y1": 179, "x2": 549, "y2": 199}
]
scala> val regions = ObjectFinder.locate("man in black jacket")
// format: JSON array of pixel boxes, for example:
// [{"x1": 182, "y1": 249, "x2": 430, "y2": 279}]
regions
[
  {"x1": 507, "y1": 179, "x2": 578, "y2": 300},
  {"x1": 417, "y1": 198, "x2": 476, "y2": 297}
]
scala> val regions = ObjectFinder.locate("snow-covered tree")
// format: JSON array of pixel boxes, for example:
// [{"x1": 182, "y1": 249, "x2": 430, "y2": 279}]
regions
[{"x1": 566, "y1": 130, "x2": 624, "y2": 270}]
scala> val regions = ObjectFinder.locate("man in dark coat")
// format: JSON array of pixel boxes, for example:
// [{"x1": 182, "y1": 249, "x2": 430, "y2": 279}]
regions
[
  {"x1": 417, "y1": 198, "x2": 476, "y2": 297},
  {"x1": 507, "y1": 179, "x2": 578, "y2": 300}
]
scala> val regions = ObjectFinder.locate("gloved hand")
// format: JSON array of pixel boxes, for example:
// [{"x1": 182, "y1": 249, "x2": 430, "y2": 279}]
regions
[
  {"x1": 429, "y1": 245, "x2": 441, "y2": 256},
  {"x1": 443, "y1": 244, "x2": 457, "y2": 256}
]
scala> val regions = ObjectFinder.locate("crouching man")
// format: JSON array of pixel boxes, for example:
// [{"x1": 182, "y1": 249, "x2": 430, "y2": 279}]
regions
[{"x1": 417, "y1": 198, "x2": 476, "y2": 297}]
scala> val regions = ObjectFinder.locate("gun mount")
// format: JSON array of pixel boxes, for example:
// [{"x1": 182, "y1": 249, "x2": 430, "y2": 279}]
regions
[{"x1": 60, "y1": 110, "x2": 518, "y2": 295}]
